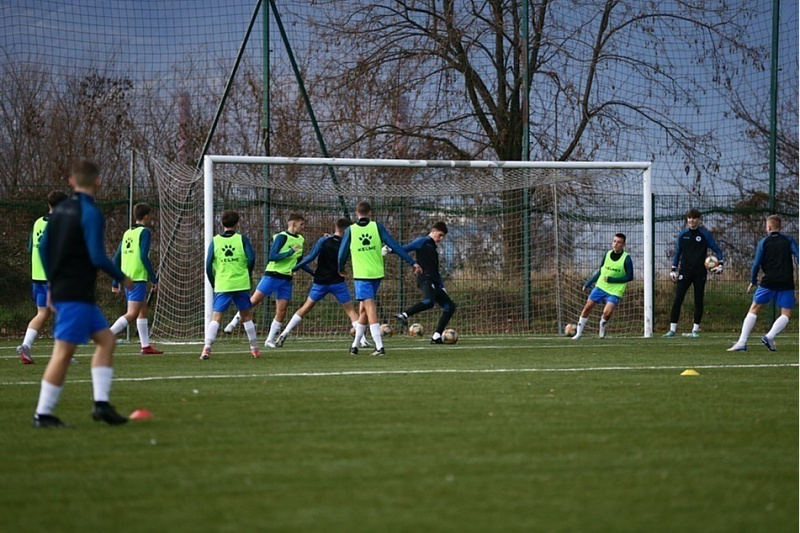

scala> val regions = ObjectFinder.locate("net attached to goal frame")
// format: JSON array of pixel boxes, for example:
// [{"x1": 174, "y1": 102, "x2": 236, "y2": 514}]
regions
[{"x1": 152, "y1": 156, "x2": 653, "y2": 341}]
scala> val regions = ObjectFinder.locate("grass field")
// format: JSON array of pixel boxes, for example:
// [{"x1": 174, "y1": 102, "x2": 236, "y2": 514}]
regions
[{"x1": 1, "y1": 334, "x2": 797, "y2": 533}]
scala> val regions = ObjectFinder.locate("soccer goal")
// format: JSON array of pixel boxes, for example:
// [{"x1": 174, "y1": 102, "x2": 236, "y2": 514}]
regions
[{"x1": 152, "y1": 156, "x2": 653, "y2": 340}]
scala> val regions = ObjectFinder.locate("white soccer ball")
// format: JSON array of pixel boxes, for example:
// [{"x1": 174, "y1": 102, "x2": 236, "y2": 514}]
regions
[
  {"x1": 409, "y1": 323, "x2": 424, "y2": 337},
  {"x1": 564, "y1": 324, "x2": 576, "y2": 337},
  {"x1": 442, "y1": 328, "x2": 458, "y2": 344},
  {"x1": 704, "y1": 256, "x2": 719, "y2": 270},
  {"x1": 380, "y1": 323, "x2": 394, "y2": 337}
]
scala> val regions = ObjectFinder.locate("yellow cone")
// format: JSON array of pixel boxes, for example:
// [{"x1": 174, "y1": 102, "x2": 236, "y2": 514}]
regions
[{"x1": 681, "y1": 369, "x2": 700, "y2": 376}]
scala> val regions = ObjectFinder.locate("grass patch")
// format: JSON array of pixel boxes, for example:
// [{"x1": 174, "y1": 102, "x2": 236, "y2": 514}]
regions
[{"x1": 0, "y1": 335, "x2": 797, "y2": 533}]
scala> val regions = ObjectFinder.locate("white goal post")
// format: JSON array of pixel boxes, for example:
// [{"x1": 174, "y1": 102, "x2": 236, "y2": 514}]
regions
[{"x1": 202, "y1": 155, "x2": 654, "y2": 337}]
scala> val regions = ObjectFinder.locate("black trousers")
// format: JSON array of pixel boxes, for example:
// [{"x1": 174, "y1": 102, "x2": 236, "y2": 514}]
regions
[
  {"x1": 670, "y1": 274, "x2": 707, "y2": 324},
  {"x1": 404, "y1": 278, "x2": 456, "y2": 334}
]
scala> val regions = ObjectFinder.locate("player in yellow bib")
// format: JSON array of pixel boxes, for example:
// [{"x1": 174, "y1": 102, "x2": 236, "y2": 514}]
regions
[
  {"x1": 16, "y1": 190, "x2": 68, "y2": 364},
  {"x1": 572, "y1": 233, "x2": 634, "y2": 340},
  {"x1": 109, "y1": 203, "x2": 163, "y2": 354},
  {"x1": 338, "y1": 201, "x2": 422, "y2": 356},
  {"x1": 201, "y1": 211, "x2": 259, "y2": 359},
  {"x1": 223, "y1": 213, "x2": 306, "y2": 348}
]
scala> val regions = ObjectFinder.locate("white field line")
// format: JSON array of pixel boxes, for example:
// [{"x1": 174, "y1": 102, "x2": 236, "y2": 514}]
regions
[
  {"x1": 1, "y1": 362, "x2": 796, "y2": 387},
  {"x1": 1, "y1": 338, "x2": 781, "y2": 359}
]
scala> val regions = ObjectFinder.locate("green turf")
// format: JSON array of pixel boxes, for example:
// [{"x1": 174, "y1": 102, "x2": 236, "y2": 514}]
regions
[{"x1": 0, "y1": 334, "x2": 797, "y2": 533}]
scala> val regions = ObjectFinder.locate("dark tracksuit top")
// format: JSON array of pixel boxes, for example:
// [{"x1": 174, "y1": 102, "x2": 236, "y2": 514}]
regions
[
  {"x1": 751, "y1": 232, "x2": 799, "y2": 290},
  {"x1": 293, "y1": 235, "x2": 344, "y2": 285},
  {"x1": 672, "y1": 226, "x2": 723, "y2": 279},
  {"x1": 39, "y1": 192, "x2": 126, "y2": 303}
]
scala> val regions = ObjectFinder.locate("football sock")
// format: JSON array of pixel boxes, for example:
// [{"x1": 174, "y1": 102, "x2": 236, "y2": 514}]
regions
[
  {"x1": 110, "y1": 316, "x2": 129, "y2": 335},
  {"x1": 352, "y1": 322, "x2": 367, "y2": 348},
  {"x1": 267, "y1": 320, "x2": 282, "y2": 342},
  {"x1": 205, "y1": 320, "x2": 220, "y2": 348},
  {"x1": 136, "y1": 318, "x2": 150, "y2": 347},
  {"x1": 91, "y1": 366, "x2": 114, "y2": 402},
  {"x1": 669, "y1": 323, "x2": 677, "y2": 333},
  {"x1": 22, "y1": 328, "x2": 38, "y2": 349},
  {"x1": 432, "y1": 332, "x2": 442, "y2": 340},
  {"x1": 574, "y1": 316, "x2": 588, "y2": 338},
  {"x1": 600, "y1": 317, "x2": 608, "y2": 328},
  {"x1": 766, "y1": 314, "x2": 789, "y2": 340},
  {"x1": 35, "y1": 380, "x2": 63, "y2": 415},
  {"x1": 737, "y1": 312, "x2": 757, "y2": 345},
  {"x1": 692, "y1": 323, "x2": 700, "y2": 333},
  {"x1": 226, "y1": 312, "x2": 241, "y2": 331},
  {"x1": 243, "y1": 320, "x2": 258, "y2": 349},
  {"x1": 283, "y1": 314, "x2": 302, "y2": 337},
  {"x1": 369, "y1": 323, "x2": 384, "y2": 350}
]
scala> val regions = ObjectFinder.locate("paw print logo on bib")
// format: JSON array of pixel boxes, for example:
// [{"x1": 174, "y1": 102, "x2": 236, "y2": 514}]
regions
[
  {"x1": 222, "y1": 244, "x2": 235, "y2": 257},
  {"x1": 360, "y1": 235, "x2": 372, "y2": 246}
]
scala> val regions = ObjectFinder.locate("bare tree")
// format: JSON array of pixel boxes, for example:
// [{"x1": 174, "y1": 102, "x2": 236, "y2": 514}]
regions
[{"x1": 292, "y1": 0, "x2": 758, "y2": 267}]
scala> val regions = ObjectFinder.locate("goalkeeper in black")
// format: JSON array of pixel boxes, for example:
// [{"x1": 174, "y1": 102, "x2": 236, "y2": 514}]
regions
[
  {"x1": 665, "y1": 208, "x2": 724, "y2": 338},
  {"x1": 391, "y1": 221, "x2": 456, "y2": 344}
]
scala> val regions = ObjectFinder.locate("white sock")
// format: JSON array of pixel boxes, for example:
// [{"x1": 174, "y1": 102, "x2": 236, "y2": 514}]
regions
[
  {"x1": 432, "y1": 331, "x2": 442, "y2": 340},
  {"x1": 136, "y1": 318, "x2": 150, "y2": 347},
  {"x1": 352, "y1": 322, "x2": 367, "y2": 348},
  {"x1": 35, "y1": 380, "x2": 63, "y2": 415},
  {"x1": 22, "y1": 328, "x2": 38, "y2": 349},
  {"x1": 91, "y1": 366, "x2": 114, "y2": 402},
  {"x1": 669, "y1": 323, "x2": 677, "y2": 333},
  {"x1": 692, "y1": 323, "x2": 700, "y2": 333},
  {"x1": 226, "y1": 312, "x2": 241, "y2": 331},
  {"x1": 574, "y1": 316, "x2": 588, "y2": 339},
  {"x1": 243, "y1": 320, "x2": 258, "y2": 349},
  {"x1": 110, "y1": 316, "x2": 129, "y2": 335},
  {"x1": 600, "y1": 318, "x2": 608, "y2": 328},
  {"x1": 267, "y1": 320, "x2": 282, "y2": 342},
  {"x1": 205, "y1": 320, "x2": 220, "y2": 347},
  {"x1": 369, "y1": 323, "x2": 383, "y2": 350},
  {"x1": 766, "y1": 315, "x2": 790, "y2": 340},
  {"x1": 737, "y1": 312, "x2": 758, "y2": 345},
  {"x1": 283, "y1": 314, "x2": 303, "y2": 337}
]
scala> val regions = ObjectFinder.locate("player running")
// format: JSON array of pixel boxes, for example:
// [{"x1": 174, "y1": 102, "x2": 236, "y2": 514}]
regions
[
  {"x1": 728, "y1": 215, "x2": 799, "y2": 352},
  {"x1": 224, "y1": 213, "x2": 305, "y2": 349},
  {"x1": 16, "y1": 190, "x2": 68, "y2": 364},
  {"x1": 572, "y1": 233, "x2": 633, "y2": 340},
  {"x1": 109, "y1": 203, "x2": 163, "y2": 354}
]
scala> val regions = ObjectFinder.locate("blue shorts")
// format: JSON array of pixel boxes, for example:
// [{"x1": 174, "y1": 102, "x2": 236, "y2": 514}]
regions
[
  {"x1": 32, "y1": 281, "x2": 48, "y2": 307},
  {"x1": 256, "y1": 276, "x2": 293, "y2": 301},
  {"x1": 53, "y1": 301, "x2": 109, "y2": 345},
  {"x1": 354, "y1": 279, "x2": 381, "y2": 301},
  {"x1": 308, "y1": 282, "x2": 352, "y2": 304},
  {"x1": 213, "y1": 291, "x2": 253, "y2": 313},
  {"x1": 589, "y1": 286, "x2": 621, "y2": 306},
  {"x1": 125, "y1": 282, "x2": 147, "y2": 302},
  {"x1": 753, "y1": 287, "x2": 796, "y2": 309}
]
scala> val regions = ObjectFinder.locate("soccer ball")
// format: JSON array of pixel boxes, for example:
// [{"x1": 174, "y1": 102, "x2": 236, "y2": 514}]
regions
[
  {"x1": 442, "y1": 328, "x2": 458, "y2": 344},
  {"x1": 564, "y1": 323, "x2": 576, "y2": 337},
  {"x1": 380, "y1": 323, "x2": 393, "y2": 337},
  {"x1": 704, "y1": 256, "x2": 719, "y2": 270},
  {"x1": 409, "y1": 323, "x2": 424, "y2": 337}
]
